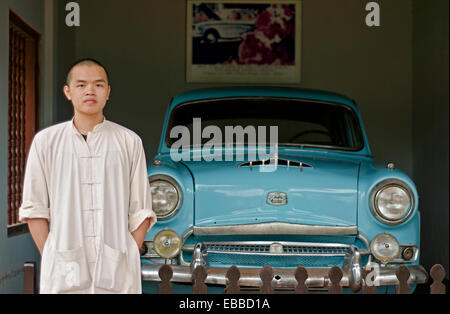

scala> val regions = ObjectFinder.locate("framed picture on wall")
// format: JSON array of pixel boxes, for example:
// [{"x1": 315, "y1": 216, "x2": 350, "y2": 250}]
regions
[{"x1": 186, "y1": 0, "x2": 302, "y2": 83}]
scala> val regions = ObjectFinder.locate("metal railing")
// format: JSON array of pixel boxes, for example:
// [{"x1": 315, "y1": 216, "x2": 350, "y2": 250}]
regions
[{"x1": 23, "y1": 262, "x2": 447, "y2": 294}]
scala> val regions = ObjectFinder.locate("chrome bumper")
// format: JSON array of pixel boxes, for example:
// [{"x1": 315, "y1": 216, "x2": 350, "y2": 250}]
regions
[{"x1": 141, "y1": 263, "x2": 428, "y2": 292}]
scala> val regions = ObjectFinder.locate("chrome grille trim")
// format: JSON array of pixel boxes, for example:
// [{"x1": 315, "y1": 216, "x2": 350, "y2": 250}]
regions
[
  {"x1": 184, "y1": 241, "x2": 351, "y2": 257},
  {"x1": 178, "y1": 225, "x2": 366, "y2": 266}
]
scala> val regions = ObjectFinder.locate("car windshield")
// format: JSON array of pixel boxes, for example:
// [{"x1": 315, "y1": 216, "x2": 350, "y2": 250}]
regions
[{"x1": 165, "y1": 97, "x2": 364, "y2": 150}]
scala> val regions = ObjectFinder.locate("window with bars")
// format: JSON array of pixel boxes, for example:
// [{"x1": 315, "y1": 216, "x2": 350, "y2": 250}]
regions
[{"x1": 7, "y1": 10, "x2": 40, "y2": 236}]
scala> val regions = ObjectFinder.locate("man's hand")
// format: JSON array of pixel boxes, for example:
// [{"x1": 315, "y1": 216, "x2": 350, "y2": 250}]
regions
[
  {"x1": 26, "y1": 218, "x2": 49, "y2": 255},
  {"x1": 131, "y1": 218, "x2": 151, "y2": 252}
]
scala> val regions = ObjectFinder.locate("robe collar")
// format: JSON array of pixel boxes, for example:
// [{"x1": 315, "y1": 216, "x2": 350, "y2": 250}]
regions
[{"x1": 71, "y1": 116, "x2": 107, "y2": 135}]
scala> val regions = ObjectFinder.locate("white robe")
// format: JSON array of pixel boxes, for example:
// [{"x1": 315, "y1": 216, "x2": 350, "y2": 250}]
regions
[{"x1": 19, "y1": 118, "x2": 156, "y2": 294}]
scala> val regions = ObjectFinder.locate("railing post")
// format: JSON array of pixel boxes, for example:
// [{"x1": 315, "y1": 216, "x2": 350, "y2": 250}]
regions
[
  {"x1": 158, "y1": 264, "x2": 173, "y2": 294},
  {"x1": 192, "y1": 265, "x2": 208, "y2": 294},
  {"x1": 259, "y1": 265, "x2": 274, "y2": 294},
  {"x1": 294, "y1": 266, "x2": 308, "y2": 294},
  {"x1": 23, "y1": 261, "x2": 36, "y2": 294},
  {"x1": 225, "y1": 266, "x2": 241, "y2": 294},
  {"x1": 328, "y1": 266, "x2": 343, "y2": 294},
  {"x1": 430, "y1": 264, "x2": 446, "y2": 294},
  {"x1": 396, "y1": 266, "x2": 410, "y2": 294},
  {"x1": 362, "y1": 266, "x2": 377, "y2": 294}
]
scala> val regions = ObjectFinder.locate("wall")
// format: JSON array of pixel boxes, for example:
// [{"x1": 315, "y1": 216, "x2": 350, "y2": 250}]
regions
[
  {"x1": 0, "y1": 0, "x2": 52, "y2": 293},
  {"x1": 412, "y1": 0, "x2": 449, "y2": 276},
  {"x1": 53, "y1": 0, "x2": 75, "y2": 123}
]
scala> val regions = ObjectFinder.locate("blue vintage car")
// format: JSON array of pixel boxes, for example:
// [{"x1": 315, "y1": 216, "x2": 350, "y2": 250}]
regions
[
  {"x1": 192, "y1": 21, "x2": 256, "y2": 44},
  {"x1": 141, "y1": 87, "x2": 428, "y2": 293}
]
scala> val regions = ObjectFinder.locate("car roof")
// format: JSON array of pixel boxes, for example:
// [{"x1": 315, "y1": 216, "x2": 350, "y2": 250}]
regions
[{"x1": 170, "y1": 87, "x2": 359, "y2": 111}]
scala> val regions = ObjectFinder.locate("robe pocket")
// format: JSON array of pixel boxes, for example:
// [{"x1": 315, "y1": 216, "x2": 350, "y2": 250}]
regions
[
  {"x1": 95, "y1": 244, "x2": 128, "y2": 292},
  {"x1": 45, "y1": 247, "x2": 92, "y2": 293}
]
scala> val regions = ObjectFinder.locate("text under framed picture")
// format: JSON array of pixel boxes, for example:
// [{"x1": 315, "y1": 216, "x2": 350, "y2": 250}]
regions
[{"x1": 186, "y1": 0, "x2": 302, "y2": 83}]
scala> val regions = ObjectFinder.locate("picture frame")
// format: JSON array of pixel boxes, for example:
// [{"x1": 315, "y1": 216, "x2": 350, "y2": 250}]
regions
[{"x1": 186, "y1": 0, "x2": 302, "y2": 83}]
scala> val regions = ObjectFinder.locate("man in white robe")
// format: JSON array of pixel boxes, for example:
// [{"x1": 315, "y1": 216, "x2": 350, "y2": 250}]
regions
[{"x1": 19, "y1": 59, "x2": 156, "y2": 293}]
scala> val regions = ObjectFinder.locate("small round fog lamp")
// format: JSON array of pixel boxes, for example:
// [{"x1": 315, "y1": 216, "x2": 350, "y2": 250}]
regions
[
  {"x1": 153, "y1": 229, "x2": 182, "y2": 259},
  {"x1": 370, "y1": 233, "x2": 400, "y2": 263}
]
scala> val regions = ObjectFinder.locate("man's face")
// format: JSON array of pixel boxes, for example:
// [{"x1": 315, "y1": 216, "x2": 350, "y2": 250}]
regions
[{"x1": 63, "y1": 64, "x2": 111, "y2": 117}]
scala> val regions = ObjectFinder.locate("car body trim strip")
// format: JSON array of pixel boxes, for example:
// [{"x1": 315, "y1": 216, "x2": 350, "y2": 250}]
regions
[{"x1": 193, "y1": 222, "x2": 358, "y2": 236}]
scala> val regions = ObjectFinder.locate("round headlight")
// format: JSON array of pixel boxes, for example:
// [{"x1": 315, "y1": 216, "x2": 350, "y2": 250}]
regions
[
  {"x1": 370, "y1": 232, "x2": 400, "y2": 263},
  {"x1": 371, "y1": 180, "x2": 414, "y2": 225},
  {"x1": 150, "y1": 175, "x2": 182, "y2": 219},
  {"x1": 153, "y1": 229, "x2": 182, "y2": 259}
]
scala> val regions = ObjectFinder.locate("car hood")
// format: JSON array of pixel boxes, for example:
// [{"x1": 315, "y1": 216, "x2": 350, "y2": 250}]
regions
[{"x1": 181, "y1": 152, "x2": 360, "y2": 227}]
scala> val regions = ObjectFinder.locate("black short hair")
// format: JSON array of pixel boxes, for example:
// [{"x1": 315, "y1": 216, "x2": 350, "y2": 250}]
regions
[{"x1": 65, "y1": 58, "x2": 110, "y2": 85}]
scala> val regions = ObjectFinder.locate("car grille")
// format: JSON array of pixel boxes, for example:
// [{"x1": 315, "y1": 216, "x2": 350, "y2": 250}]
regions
[
  {"x1": 205, "y1": 242, "x2": 349, "y2": 255},
  {"x1": 187, "y1": 241, "x2": 350, "y2": 268}
]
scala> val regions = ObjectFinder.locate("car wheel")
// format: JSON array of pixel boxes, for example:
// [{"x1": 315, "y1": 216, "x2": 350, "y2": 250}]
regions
[{"x1": 204, "y1": 29, "x2": 219, "y2": 44}]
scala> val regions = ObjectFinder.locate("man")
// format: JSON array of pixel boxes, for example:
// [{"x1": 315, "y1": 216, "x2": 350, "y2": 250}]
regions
[{"x1": 19, "y1": 58, "x2": 156, "y2": 293}]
